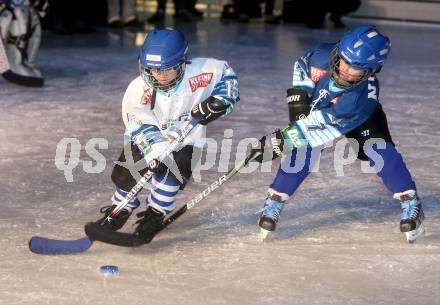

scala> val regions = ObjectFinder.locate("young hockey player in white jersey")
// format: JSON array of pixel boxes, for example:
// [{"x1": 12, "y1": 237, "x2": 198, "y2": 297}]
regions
[
  {"x1": 0, "y1": 0, "x2": 46, "y2": 86},
  {"x1": 91, "y1": 28, "x2": 239, "y2": 244},
  {"x1": 250, "y1": 25, "x2": 424, "y2": 243}
]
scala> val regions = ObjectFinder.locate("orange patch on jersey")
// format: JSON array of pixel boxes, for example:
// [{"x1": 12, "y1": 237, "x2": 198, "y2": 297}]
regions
[
  {"x1": 330, "y1": 96, "x2": 341, "y2": 105},
  {"x1": 140, "y1": 88, "x2": 153, "y2": 104},
  {"x1": 311, "y1": 66, "x2": 327, "y2": 83},
  {"x1": 189, "y1": 72, "x2": 213, "y2": 92}
]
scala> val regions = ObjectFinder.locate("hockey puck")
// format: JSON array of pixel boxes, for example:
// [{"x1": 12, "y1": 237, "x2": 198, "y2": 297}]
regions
[{"x1": 99, "y1": 265, "x2": 119, "y2": 276}]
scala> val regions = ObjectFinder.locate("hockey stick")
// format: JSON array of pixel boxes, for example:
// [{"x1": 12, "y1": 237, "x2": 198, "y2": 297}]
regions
[
  {"x1": 28, "y1": 236, "x2": 93, "y2": 255},
  {"x1": 84, "y1": 150, "x2": 261, "y2": 247},
  {"x1": 29, "y1": 117, "x2": 201, "y2": 255},
  {"x1": 106, "y1": 116, "x2": 201, "y2": 221}
]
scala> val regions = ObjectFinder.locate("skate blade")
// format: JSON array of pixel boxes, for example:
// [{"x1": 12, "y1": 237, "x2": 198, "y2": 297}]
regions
[
  {"x1": 405, "y1": 223, "x2": 426, "y2": 244},
  {"x1": 259, "y1": 228, "x2": 270, "y2": 242}
]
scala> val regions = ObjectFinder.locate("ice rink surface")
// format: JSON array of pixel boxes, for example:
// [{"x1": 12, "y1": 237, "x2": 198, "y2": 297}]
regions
[{"x1": 1, "y1": 17, "x2": 439, "y2": 305}]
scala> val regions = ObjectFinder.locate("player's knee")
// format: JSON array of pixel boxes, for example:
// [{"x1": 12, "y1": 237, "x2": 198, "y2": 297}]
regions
[
  {"x1": 111, "y1": 164, "x2": 137, "y2": 192},
  {"x1": 168, "y1": 145, "x2": 198, "y2": 190}
]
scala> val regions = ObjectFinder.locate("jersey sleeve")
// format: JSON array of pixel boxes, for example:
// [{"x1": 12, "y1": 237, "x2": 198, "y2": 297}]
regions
[
  {"x1": 288, "y1": 83, "x2": 379, "y2": 148},
  {"x1": 211, "y1": 61, "x2": 240, "y2": 114},
  {"x1": 290, "y1": 110, "x2": 343, "y2": 148},
  {"x1": 291, "y1": 51, "x2": 316, "y2": 95},
  {"x1": 291, "y1": 43, "x2": 335, "y2": 96},
  {"x1": 121, "y1": 79, "x2": 169, "y2": 162}
]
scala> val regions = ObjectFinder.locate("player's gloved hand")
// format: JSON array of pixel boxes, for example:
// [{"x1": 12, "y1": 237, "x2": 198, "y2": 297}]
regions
[
  {"x1": 286, "y1": 88, "x2": 312, "y2": 122},
  {"x1": 147, "y1": 159, "x2": 167, "y2": 173},
  {"x1": 191, "y1": 97, "x2": 229, "y2": 125},
  {"x1": 250, "y1": 129, "x2": 285, "y2": 163}
]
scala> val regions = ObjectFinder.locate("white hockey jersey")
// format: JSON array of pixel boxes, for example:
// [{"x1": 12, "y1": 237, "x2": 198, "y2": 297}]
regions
[{"x1": 121, "y1": 57, "x2": 240, "y2": 162}]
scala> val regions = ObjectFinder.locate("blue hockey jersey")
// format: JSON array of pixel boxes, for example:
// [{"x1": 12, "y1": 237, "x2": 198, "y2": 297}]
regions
[{"x1": 286, "y1": 43, "x2": 379, "y2": 148}]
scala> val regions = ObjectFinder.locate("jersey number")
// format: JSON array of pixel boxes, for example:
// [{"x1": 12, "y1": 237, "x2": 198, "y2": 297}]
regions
[{"x1": 367, "y1": 78, "x2": 377, "y2": 101}]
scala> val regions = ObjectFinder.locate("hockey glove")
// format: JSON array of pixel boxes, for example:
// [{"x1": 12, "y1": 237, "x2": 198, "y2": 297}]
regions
[
  {"x1": 191, "y1": 97, "x2": 229, "y2": 125},
  {"x1": 287, "y1": 88, "x2": 312, "y2": 122},
  {"x1": 251, "y1": 129, "x2": 285, "y2": 163}
]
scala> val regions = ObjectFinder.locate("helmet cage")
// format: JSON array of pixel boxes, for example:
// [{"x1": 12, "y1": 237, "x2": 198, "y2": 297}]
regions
[
  {"x1": 329, "y1": 46, "x2": 374, "y2": 89},
  {"x1": 139, "y1": 60, "x2": 186, "y2": 92}
]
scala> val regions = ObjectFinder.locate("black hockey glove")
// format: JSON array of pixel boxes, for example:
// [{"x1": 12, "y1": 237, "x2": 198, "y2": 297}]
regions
[
  {"x1": 286, "y1": 88, "x2": 312, "y2": 122},
  {"x1": 250, "y1": 129, "x2": 285, "y2": 163},
  {"x1": 191, "y1": 97, "x2": 229, "y2": 125}
]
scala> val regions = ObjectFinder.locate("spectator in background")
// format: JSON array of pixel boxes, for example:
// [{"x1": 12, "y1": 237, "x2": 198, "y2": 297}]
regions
[
  {"x1": 329, "y1": 0, "x2": 361, "y2": 27},
  {"x1": 47, "y1": 0, "x2": 94, "y2": 34},
  {"x1": 107, "y1": 0, "x2": 143, "y2": 27},
  {"x1": 263, "y1": 0, "x2": 279, "y2": 23},
  {"x1": 148, "y1": 0, "x2": 167, "y2": 23},
  {"x1": 221, "y1": 0, "x2": 276, "y2": 23},
  {"x1": 275, "y1": 0, "x2": 361, "y2": 28},
  {"x1": 148, "y1": 0, "x2": 203, "y2": 23},
  {"x1": 235, "y1": 0, "x2": 261, "y2": 23}
]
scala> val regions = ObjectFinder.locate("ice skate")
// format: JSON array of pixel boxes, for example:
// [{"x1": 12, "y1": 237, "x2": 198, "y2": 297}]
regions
[
  {"x1": 258, "y1": 197, "x2": 284, "y2": 241},
  {"x1": 133, "y1": 206, "x2": 166, "y2": 245},
  {"x1": 95, "y1": 205, "x2": 134, "y2": 231},
  {"x1": 395, "y1": 190, "x2": 425, "y2": 243}
]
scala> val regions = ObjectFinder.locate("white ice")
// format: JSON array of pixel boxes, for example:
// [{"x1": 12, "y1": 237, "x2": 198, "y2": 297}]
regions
[{"x1": 0, "y1": 18, "x2": 439, "y2": 305}]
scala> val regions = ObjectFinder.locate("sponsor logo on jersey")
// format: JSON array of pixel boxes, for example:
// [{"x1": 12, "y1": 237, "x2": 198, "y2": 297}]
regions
[
  {"x1": 140, "y1": 88, "x2": 153, "y2": 104},
  {"x1": 189, "y1": 72, "x2": 213, "y2": 92},
  {"x1": 361, "y1": 129, "x2": 370, "y2": 137},
  {"x1": 160, "y1": 113, "x2": 191, "y2": 130},
  {"x1": 313, "y1": 89, "x2": 330, "y2": 104},
  {"x1": 310, "y1": 66, "x2": 327, "y2": 83},
  {"x1": 330, "y1": 96, "x2": 341, "y2": 105}
]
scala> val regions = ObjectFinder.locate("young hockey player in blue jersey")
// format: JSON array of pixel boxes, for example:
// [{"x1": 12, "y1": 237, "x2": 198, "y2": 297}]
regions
[
  {"x1": 91, "y1": 28, "x2": 240, "y2": 244},
  {"x1": 251, "y1": 25, "x2": 425, "y2": 243}
]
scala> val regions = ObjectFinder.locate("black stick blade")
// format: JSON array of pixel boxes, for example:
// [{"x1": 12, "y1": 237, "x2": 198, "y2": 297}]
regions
[{"x1": 84, "y1": 222, "x2": 148, "y2": 247}]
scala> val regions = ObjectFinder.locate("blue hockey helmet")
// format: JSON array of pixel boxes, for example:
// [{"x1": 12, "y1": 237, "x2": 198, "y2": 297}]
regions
[
  {"x1": 139, "y1": 29, "x2": 188, "y2": 92},
  {"x1": 339, "y1": 25, "x2": 391, "y2": 71},
  {"x1": 330, "y1": 25, "x2": 391, "y2": 88}
]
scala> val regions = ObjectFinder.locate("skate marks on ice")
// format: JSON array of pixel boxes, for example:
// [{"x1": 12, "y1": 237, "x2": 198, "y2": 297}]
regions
[
  {"x1": 2, "y1": 172, "x2": 440, "y2": 305},
  {"x1": 0, "y1": 20, "x2": 440, "y2": 305},
  {"x1": 4, "y1": 225, "x2": 440, "y2": 305}
]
